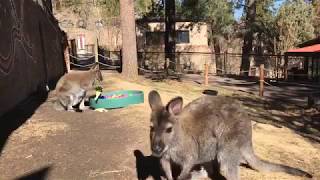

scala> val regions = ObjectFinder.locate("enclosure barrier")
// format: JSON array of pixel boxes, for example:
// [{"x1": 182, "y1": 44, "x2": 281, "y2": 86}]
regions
[
  {"x1": 0, "y1": 0, "x2": 65, "y2": 116},
  {"x1": 67, "y1": 53, "x2": 166, "y2": 74},
  {"x1": 68, "y1": 52, "x2": 279, "y2": 97},
  {"x1": 67, "y1": 50, "x2": 320, "y2": 97},
  {"x1": 67, "y1": 50, "x2": 287, "y2": 75},
  {"x1": 68, "y1": 56, "x2": 268, "y2": 97},
  {"x1": 203, "y1": 63, "x2": 281, "y2": 97}
]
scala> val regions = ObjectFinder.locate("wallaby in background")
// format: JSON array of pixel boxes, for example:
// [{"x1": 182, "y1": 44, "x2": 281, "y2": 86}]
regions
[
  {"x1": 148, "y1": 90, "x2": 312, "y2": 180},
  {"x1": 53, "y1": 64, "x2": 103, "y2": 111}
]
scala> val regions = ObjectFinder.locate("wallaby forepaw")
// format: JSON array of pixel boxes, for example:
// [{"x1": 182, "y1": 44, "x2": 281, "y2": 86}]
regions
[
  {"x1": 67, "y1": 108, "x2": 76, "y2": 112},
  {"x1": 54, "y1": 106, "x2": 65, "y2": 111},
  {"x1": 160, "y1": 177, "x2": 171, "y2": 180},
  {"x1": 177, "y1": 175, "x2": 191, "y2": 180},
  {"x1": 79, "y1": 106, "x2": 90, "y2": 111},
  {"x1": 53, "y1": 101, "x2": 65, "y2": 111},
  {"x1": 190, "y1": 169, "x2": 208, "y2": 180}
]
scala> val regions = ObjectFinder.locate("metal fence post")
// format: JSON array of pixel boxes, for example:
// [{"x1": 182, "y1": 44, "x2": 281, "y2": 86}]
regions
[
  {"x1": 284, "y1": 54, "x2": 288, "y2": 80},
  {"x1": 276, "y1": 55, "x2": 278, "y2": 80},
  {"x1": 225, "y1": 50, "x2": 229, "y2": 74},
  {"x1": 224, "y1": 51, "x2": 227, "y2": 75},
  {"x1": 64, "y1": 42, "x2": 70, "y2": 73},
  {"x1": 259, "y1": 64, "x2": 264, "y2": 97},
  {"x1": 95, "y1": 37, "x2": 99, "y2": 65},
  {"x1": 204, "y1": 63, "x2": 209, "y2": 86}
]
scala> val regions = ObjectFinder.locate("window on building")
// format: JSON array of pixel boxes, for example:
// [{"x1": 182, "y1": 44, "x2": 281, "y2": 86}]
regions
[
  {"x1": 146, "y1": 32, "x2": 165, "y2": 46},
  {"x1": 145, "y1": 31, "x2": 190, "y2": 45},
  {"x1": 176, "y1": 31, "x2": 190, "y2": 44}
]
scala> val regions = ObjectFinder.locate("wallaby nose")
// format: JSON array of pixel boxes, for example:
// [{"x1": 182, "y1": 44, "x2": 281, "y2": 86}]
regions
[{"x1": 151, "y1": 144, "x2": 164, "y2": 155}]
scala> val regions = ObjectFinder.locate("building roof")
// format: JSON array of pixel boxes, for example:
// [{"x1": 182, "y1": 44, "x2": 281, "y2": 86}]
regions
[{"x1": 287, "y1": 44, "x2": 320, "y2": 53}]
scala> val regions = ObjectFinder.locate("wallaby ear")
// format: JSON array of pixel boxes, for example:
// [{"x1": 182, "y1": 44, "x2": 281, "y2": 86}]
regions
[
  {"x1": 166, "y1": 97, "x2": 183, "y2": 115},
  {"x1": 148, "y1": 90, "x2": 163, "y2": 111},
  {"x1": 90, "y1": 63, "x2": 99, "y2": 71}
]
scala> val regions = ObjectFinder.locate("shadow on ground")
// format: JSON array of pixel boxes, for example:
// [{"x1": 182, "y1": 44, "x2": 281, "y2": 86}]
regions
[
  {"x1": 134, "y1": 150, "x2": 163, "y2": 180},
  {"x1": 188, "y1": 74, "x2": 320, "y2": 143},
  {"x1": 186, "y1": 74, "x2": 319, "y2": 106},
  {"x1": 0, "y1": 91, "x2": 48, "y2": 154},
  {"x1": 232, "y1": 94, "x2": 320, "y2": 143},
  {"x1": 134, "y1": 150, "x2": 227, "y2": 180},
  {"x1": 203, "y1": 90, "x2": 218, "y2": 96},
  {"x1": 14, "y1": 166, "x2": 51, "y2": 180},
  {"x1": 140, "y1": 72, "x2": 183, "y2": 82}
]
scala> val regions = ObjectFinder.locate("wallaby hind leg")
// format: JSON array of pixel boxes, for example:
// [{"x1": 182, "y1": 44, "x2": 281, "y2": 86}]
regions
[
  {"x1": 55, "y1": 95, "x2": 71, "y2": 111},
  {"x1": 217, "y1": 148, "x2": 240, "y2": 180},
  {"x1": 177, "y1": 164, "x2": 193, "y2": 180},
  {"x1": 65, "y1": 95, "x2": 76, "y2": 112},
  {"x1": 53, "y1": 100, "x2": 65, "y2": 111}
]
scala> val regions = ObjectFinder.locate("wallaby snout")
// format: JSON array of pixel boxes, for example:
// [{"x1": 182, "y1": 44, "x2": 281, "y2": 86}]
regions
[
  {"x1": 151, "y1": 139, "x2": 167, "y2": 157},
  {"x1": 149, "y1": 120, "x2": 174, "y2": 157}
]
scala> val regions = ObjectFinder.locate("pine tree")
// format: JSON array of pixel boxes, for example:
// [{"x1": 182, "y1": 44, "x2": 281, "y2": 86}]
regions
[
  {"x1": 120, "y1": 0, "x2": 139, "y2": 79},
  {"x1": 312, "y1": 0, "x2": 320, "y2": 35},
  {"x1": 240, "y1": 0, "x2": 256, "y2": 76},
  {"x1": 276, "y1": 0, "x2": 315, "y2": 52}
]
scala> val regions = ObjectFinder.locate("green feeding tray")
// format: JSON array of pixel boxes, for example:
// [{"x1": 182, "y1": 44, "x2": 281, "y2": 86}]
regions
[{"x1": 89, "y1": 90, "x2": 144, "y2": 109}]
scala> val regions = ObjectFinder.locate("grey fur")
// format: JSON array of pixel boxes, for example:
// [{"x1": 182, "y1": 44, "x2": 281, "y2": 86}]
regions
[
  {"x1": 53, "y1": 64, "x2": 103, "y2": 111},
  {"x1": 148, "y1": 90, "x2": 312, "y2": 180}
]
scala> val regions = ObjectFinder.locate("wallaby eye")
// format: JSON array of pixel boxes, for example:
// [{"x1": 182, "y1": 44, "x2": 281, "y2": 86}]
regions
[{"x1": 166, "y1": 127, "x2": 173, "y2": 133}]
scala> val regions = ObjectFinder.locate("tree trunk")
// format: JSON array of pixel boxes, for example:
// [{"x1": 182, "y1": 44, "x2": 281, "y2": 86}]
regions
[
  {"x1": 240, "y1": 0, "x2": 256, "y2": 76},
  {"x1": 208, "y1": 22, "x2": 220, "y2": 75},
  {"x1": 213, "y1": 37, "x2": 222, "y2": 75},
  {"x1": 165, "y1": 0, "x2": 176, "y2": 73},
  {"x1": 120, "y1": 0, "x2": 138, "y2": 79}
]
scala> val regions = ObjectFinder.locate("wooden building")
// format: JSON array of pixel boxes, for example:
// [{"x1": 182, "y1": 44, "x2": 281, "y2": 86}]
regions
[{"x1": 285, "y1": 37, "x2": 320, "y2": 81}]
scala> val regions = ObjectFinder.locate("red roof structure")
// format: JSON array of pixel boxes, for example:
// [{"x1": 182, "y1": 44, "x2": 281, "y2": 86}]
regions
[
  {"x1": 284, "y1": 38, "x2": 320, "y2": 80},
  {"x1": 287, "y1": 44, "x2": 320, "y2": 53}
]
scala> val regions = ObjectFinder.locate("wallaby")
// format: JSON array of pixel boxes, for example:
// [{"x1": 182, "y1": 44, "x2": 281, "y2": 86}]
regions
[
  {"x1": 148, "y1": 90, "x2": 312, "y2": 180},
  {"x1": 53, "y1": 64, "x2": 103, "y2": 111}
]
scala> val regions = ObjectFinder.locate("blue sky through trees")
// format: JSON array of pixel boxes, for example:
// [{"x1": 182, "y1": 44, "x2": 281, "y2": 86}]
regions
[{"x1": 234, "y1": 0, "x2": 284, "y2": 21}]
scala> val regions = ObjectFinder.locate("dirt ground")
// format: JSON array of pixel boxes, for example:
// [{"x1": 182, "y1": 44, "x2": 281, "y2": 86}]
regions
[{"x1": 0, "y1": 71, "x2": 319, "y2": 180}]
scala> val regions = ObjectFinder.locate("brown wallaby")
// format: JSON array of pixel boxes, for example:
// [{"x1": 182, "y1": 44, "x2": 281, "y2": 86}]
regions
[
  {"x1": 53, "y1": 64, "x2": 103, "y2": 111},
  {"x1": 148, "y1": 90, "x2": 312, "y2": 180}
]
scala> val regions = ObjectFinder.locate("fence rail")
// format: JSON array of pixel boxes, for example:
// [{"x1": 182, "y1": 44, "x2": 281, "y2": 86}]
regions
[
  {"x1": 67, "y1": 50, "x2": 317, "y2": 81},
  {"x1": 66, "y1": 50, "x2": 320, "y2": 97}
]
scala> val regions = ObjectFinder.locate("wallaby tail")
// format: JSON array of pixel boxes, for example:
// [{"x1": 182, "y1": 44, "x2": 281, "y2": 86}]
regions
[{"x1": 242, "y1": 145, "x2": 312, "y2": 178}]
